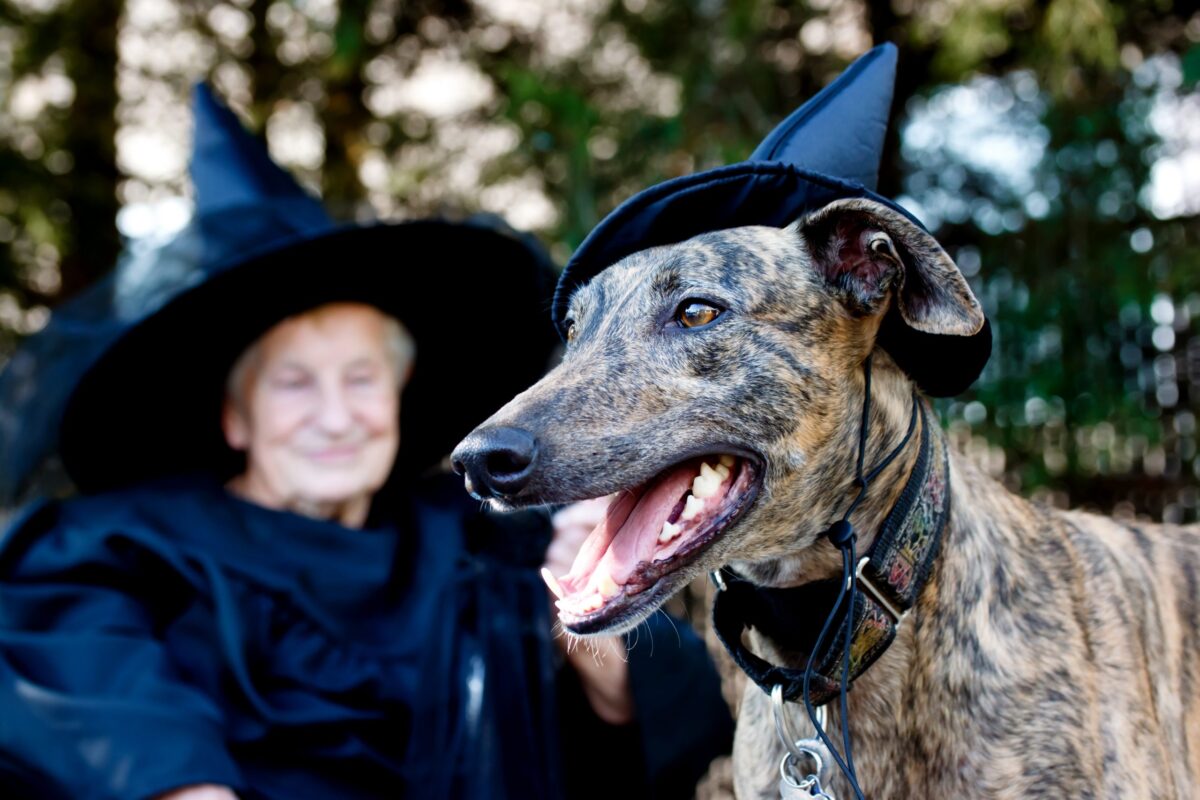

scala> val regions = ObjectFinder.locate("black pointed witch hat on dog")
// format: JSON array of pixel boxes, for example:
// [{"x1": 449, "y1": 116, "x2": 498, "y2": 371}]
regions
[
  {"x1": 553, "y1": 43, "x2": 990, "y2": 397},
  {"x1": 0, "y1": 86, "x2": 558, "y2": 503}
]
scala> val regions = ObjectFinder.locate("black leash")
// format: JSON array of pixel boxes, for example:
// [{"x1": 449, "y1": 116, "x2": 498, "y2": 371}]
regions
[
  {"x1": 713, "y1": 353, "x2": 950, "y2": 798},
  {"x1": 804, "y1": 354, "x2": 915, "y2": 798}
]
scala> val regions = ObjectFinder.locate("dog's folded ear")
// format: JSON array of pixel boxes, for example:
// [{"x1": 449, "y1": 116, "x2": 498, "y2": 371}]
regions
[
  {"x1": 797, "y1": 197, "x2": 991, "y2": 395},
  {"x1": 798, "y1": 198, "x2": 985, "y2": 336}
]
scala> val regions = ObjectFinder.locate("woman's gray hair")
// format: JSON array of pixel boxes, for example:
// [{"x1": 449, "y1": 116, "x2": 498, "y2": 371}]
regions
[
  {"x1": 381, "y1": 314, "x2": 416, "y2": 381},
  {"x1": 225, "y1": 305, "x2": 415, "y2": 407}
]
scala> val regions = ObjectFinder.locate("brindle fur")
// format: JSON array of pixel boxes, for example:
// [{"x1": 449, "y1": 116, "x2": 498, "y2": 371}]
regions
[{"x1": 455, "y1": 198, "x2": 1200, "y2": 798}]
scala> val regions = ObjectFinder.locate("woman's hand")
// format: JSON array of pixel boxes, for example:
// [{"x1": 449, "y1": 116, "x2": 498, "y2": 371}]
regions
[
  {"x1": 546, "y1": 497, "x2": 634, "y2": 725},
  {"x1": 153, "y1": 785, "x2": 238, "y2": 800}
]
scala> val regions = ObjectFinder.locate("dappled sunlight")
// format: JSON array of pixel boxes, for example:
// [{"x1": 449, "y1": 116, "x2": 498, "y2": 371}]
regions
[
  {"x1": 369, "y1": 51, "x2": 496, "y2": 118},
  {"x1": 0, "y1": 0, "x2": 1195, "y2": 531}
]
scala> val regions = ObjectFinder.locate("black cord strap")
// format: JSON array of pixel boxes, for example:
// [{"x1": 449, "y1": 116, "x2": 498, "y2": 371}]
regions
[
  {"x1": 712, "y1": 383, "x2": 950, "y2": 798},
  {"x1": 713, "y1": 376, "x2": 948, "y2": 697},
  {"x1": 712, "y1": 395, "x2": 947, "y2": 700},
  {"x1": 711, "y1": 354, "x2": 954, "y2": 799},
  {"x1": 712, "y1": 403, "x2": 947, "y2": 687}
]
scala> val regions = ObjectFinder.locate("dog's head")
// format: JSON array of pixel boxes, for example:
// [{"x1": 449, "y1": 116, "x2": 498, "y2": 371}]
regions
[{"x1": 452, "y1": 198, "x2": 984, "y2": 634}]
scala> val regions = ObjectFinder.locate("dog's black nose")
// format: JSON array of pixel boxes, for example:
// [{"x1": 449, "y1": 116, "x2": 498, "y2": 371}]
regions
[{"x1": 451, "y1": 426, "x2": 539, "y2": 499}]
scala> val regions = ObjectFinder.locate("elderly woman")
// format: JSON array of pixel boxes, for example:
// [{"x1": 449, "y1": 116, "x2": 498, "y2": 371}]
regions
[
  {"x1": 0, "y1": 88, "x2": 731, "y2": 800},
  {"x1": 220, "y1": 302, "x2": 412, "y2": 530}
]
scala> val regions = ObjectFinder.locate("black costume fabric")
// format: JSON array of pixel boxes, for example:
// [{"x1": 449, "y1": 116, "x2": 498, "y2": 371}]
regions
[
  {"x1": 0, "y1": 475, "x2": 732, "y2": 799},
  {"x1": 0, "y1": 82, "x2": 733, "y2": 799}
]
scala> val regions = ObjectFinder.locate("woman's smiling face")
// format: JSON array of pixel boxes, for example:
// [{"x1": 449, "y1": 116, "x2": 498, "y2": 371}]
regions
[{"x1": 222, "y1": 302, "x2": 412, "y2": 525}]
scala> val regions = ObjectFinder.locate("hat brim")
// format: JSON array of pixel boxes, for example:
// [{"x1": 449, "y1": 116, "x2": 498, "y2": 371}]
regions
[
  {"x1": 554, "y1": 162, "x2": 990, "y2": 397},
  {"x1": 60, "y1": 219, "x2": 558, "y2": 493}
]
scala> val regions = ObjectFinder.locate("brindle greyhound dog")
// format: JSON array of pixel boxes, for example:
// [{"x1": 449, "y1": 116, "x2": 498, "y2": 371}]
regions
[
  {"x1": 453, "y1": 43, "x2": 1200, "y2": 798},
  {"x1": 452, "y1": 195, "x2": 1200, "y2": 798}
]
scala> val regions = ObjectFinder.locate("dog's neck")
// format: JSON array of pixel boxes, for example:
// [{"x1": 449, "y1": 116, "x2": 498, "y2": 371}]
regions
[
  {"x1": 737, "y1": 429, "x2": 1048, "y2": 798},
  {"x1": 730, "y1": 356, "x2": 1164, "y2": 798},
  {"x1": 720, "y1": 358, "x2": 962, "y2": 795},
  {"x1": 734, "y1": 352, "x2": 927, "y2": 588},
  {"x1": 833, "y1": 360, "x2": 928, "y2": 554},
  {"x1": 803, "y1": 453, "x2": 1042, "y2": 796},
  {"x1": 714, "y1": 356, "x2": 949, "y2": 691}
]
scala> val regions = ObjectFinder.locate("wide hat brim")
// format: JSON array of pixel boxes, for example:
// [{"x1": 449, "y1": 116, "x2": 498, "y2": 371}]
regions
[{"x1": 60, "y1": 219, "x2": 559, "y2": 494}]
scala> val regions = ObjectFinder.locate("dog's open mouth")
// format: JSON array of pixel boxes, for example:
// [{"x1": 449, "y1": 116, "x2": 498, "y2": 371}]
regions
[{"x1": 543, "y1": 454, "x2": 760, "y2": 632}]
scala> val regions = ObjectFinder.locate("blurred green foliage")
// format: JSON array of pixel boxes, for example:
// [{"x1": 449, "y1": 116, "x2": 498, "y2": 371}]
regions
[{"x1": 0, "y1": 0, "x2": 1197, "y2": 519}]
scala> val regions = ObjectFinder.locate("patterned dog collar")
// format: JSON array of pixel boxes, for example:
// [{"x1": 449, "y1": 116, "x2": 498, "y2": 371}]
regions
[{"x1": 712, "y1": 400, "x2": 951, "y2": 706}]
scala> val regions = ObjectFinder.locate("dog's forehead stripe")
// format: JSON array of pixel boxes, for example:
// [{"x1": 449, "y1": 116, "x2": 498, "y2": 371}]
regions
[
  {"x1": 568, "y1": 255, "x2": 666, "y2": 339},
  {"x1": 570, "y1": 225, "x2": 813, "y2": 318}
]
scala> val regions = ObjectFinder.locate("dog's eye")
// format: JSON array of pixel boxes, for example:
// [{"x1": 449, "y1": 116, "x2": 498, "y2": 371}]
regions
[
  {"x1": 565, "y1": 321, "x2": 578, "y2": 342},
  {"x1": 677, "y1": 301, "x2": 722, "y2": 329}
]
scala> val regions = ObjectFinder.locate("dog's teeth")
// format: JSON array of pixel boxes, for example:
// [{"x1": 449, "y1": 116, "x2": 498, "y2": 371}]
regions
[
  {"x1": 692, "y1": 474, "x2": 720, "y2": 499},
  {"x1": 719, "y1": 454, "x2": 735, "y2": 468},
  {"x1": 596, "y1": 571, "x2": 620, "y2": 600},
  {"x1": 541, "y1": 568, "x2": 565, "y2": 600},
  {"x1": 700, "y1": 463, "x2": 721, "y2": 482},
  {"x1": 715, "y1": 463, "x2": 731, "y2": 480},
  {"x1": 681, "y1": 494, "x2": 705, "y2": 521},
  {"x1": 556, "y1": 592, "x2": 604, "y2": 615},
  {"x1": 659, "y1": 520, "x2": 682, "y2": 543},
  {"x1": 580, "y1": 593, "x2": 604, "y2": 613}
]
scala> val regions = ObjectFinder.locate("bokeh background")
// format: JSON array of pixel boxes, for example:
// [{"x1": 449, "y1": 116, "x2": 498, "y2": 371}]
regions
[
  {"x1": 2, "y1": 0, "x2": 1199, "y2": 521},
  {"x1": 0, "y1": 1, "x2": 1197, "y2": 794}
]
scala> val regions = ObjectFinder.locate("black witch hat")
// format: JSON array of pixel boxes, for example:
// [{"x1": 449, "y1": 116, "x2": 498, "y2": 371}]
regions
[
  {"x1": 553, "y1": 44, "x2": 990, "y2": 397},
  {"x1": 0, "y1": 86, "x2": 558, "y2": 503}
]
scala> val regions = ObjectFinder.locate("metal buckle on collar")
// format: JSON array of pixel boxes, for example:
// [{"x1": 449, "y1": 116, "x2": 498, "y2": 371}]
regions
[
  {"x1": 855, "y1": 557, "x2": 906, "y2": 627},
  {"x1": 710, "y1": 569, "x2": 728, "y2": 592}
]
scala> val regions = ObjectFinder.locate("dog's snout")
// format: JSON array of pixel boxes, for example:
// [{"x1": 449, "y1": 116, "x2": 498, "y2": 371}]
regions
[{"x1": 451, "y1": 426, "x2": 540, "y2": 499}]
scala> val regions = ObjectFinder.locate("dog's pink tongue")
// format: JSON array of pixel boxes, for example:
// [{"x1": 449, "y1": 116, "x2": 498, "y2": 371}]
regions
[
  {"x1": 561, "y1": 489, "x2": 643, "y2": 591},
  {"x1": 589, "y1": 463, "x2": 696, "y2": 586}
]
